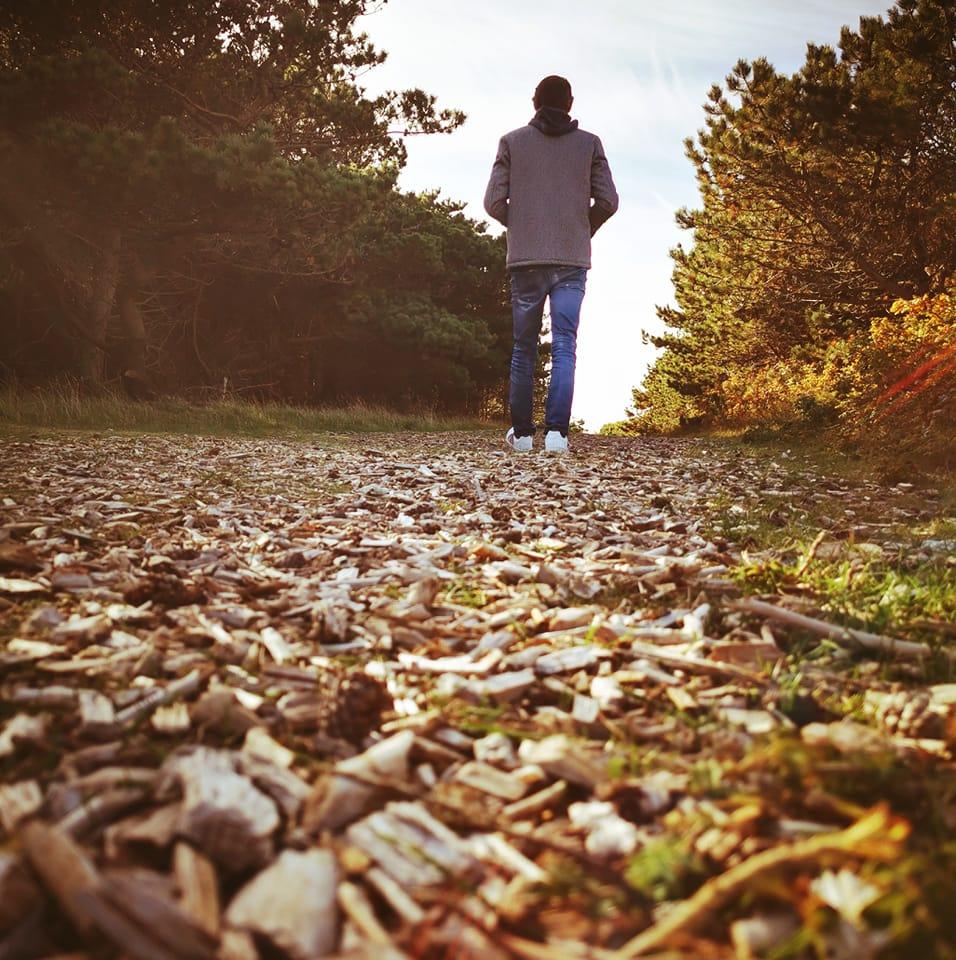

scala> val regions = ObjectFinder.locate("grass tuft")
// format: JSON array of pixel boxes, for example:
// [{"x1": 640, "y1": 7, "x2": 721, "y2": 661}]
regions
[{"x1": 0, "y1": 381, "x2": 497, "y2": 438}]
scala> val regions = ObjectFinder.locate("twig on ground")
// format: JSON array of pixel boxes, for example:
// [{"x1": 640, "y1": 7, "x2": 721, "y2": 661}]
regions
[
  {"x1": 732, "y1": 597, "x2": 935, "y2": 659},
  {"x1": 613, "y1": 805, "x2": 906, "y2": 958},
  {"x1": 794, "y1": 530, "x2": 828, "y2": 578}
]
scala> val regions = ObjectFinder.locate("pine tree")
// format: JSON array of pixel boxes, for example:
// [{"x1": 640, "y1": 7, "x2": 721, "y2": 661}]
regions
[
  {"x1": 0, "y1": 0, "x2": 510, "y2": 409},
  {"x1": 631, "y1": 0, "x2": 955, "y2": 431}
]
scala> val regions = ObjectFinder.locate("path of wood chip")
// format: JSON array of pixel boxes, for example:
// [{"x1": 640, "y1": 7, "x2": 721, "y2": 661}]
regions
[{"x1": 1, "y1": 432, "x2": 953, "y2": 959}]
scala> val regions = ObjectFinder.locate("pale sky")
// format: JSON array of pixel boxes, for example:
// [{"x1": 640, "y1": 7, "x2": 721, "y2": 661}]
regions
[{"x1": 356, "y1": 0, "x2": 890, "y2": 429}]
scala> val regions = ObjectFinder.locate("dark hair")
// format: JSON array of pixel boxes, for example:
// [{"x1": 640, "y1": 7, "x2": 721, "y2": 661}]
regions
[{"x1": 534, "y1": 75, "x2": 572, "y2": 110}]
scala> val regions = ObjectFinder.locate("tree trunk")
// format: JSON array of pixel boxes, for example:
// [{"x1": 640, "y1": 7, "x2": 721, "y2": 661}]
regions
[
  {"x1": 117, "y1": 284, "x2": 155, "y2": 399},
  {"x1": 78, "y1": 228, "x2": 121, "y2": 382},
  {"x1": 117, "y1": 287, "x2": 147, "y2": 375},
  {"x1": 0, "y1": 140, "x2": 125, "y2": 383}
]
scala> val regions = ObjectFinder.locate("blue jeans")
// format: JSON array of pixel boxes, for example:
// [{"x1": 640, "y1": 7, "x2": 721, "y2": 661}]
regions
[{"x1": 509, "y1": 265, "x2": 587, "y2": 437}]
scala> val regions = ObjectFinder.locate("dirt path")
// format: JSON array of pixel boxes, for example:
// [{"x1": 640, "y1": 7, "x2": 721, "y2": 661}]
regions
[{"x1": 1, "y1": 432, "x2": 953, "y2": 958}]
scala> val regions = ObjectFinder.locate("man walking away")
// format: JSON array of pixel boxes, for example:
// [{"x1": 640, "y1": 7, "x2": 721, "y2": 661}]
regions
[{"x1": 483, "y1": 75, "x2": 619, "y2": 453}]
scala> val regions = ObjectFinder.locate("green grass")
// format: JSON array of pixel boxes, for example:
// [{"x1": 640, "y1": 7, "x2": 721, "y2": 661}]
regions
[
  {"x1": 624, "y1": 836, "x2": 707, "y2": 903},
  {"x1": 441, "y1": 580, "x2": 490, "y2": 608},
  {"x1": 735, "y1": 549, "x2": 956, "y2": 660},
  {"x1": 711, "y1": 430, "x2": 956, "y2": 488},
  {"x1": 693, "y1": 434, "x2": 956, "y2": 664},
  {"x1": 702, "y1": 480, "x2": 947, "y2": 555},
  {"x1": 0, "y1": 381, "x2": 497, "y2": 438}
]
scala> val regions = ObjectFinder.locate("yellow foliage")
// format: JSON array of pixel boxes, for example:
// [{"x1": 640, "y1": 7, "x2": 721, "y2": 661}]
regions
[
  {"x1": 712, "y1": 285, "x2": 955, "y2": 458},
  {"x1": 721, "y1": 360, "x2": 841, "y2": 426}
]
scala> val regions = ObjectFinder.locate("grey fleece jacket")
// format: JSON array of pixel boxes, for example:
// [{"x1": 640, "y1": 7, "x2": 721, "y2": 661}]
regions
[{"x1": 483, "y1": 112, "x2": 619, "y2": 269}]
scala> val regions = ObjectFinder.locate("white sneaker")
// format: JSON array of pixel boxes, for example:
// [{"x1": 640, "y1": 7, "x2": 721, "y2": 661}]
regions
[
  {"x1": 545, "y1": 430, "x2": 569, "y2": 453},
  {"x1": 506, "y1": 428, "x2": 533, "y2": 452}
]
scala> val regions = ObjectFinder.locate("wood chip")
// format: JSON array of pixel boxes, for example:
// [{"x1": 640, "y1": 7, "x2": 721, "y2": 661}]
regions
[
  {"x1": 167, "y1": 748, "x2": 279, "y2": 871},
  {"x1": 78, "y1": 689, "x2": 117, "y2": 738},
  {"x1": 503, "y1": 779, "x2": 568, "y2": 820},
  {"x1": 19, "y1": 820, "x2": 101, "y2": 938},
  {"x1": 225, "y1": 849, "x2": 340, "y2": 959},
  {"x1": 174, "y1": 842, "x2": 220, "y2": 937},
  {"x1": 151, "y1": 701, "x2": 191, "y2": 735},
  {"x1": 0, "y1": 780, "x2": 43, "y2": 833},
  {"x1": 454, "y1": 761, "x2": 528, "y2": 801}
]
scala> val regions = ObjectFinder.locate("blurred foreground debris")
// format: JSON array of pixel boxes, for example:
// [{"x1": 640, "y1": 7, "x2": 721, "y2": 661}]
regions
[{"x1": 0, "y1": 432, "x2": 953, "y2": 958}]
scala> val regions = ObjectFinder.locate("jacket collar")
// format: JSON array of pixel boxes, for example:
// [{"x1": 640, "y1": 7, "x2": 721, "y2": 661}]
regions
[{"x1": 529, "y1": 106, "x2": 579, "y2": 136}]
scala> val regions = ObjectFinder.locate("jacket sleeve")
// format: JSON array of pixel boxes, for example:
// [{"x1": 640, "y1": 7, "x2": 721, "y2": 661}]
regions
[
  {"x1": 483, "y1": 136, "x2": 510, "y2": 227},
  {"x1": 589, "y1": 136, "x2": 619, "y2": 236}
]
